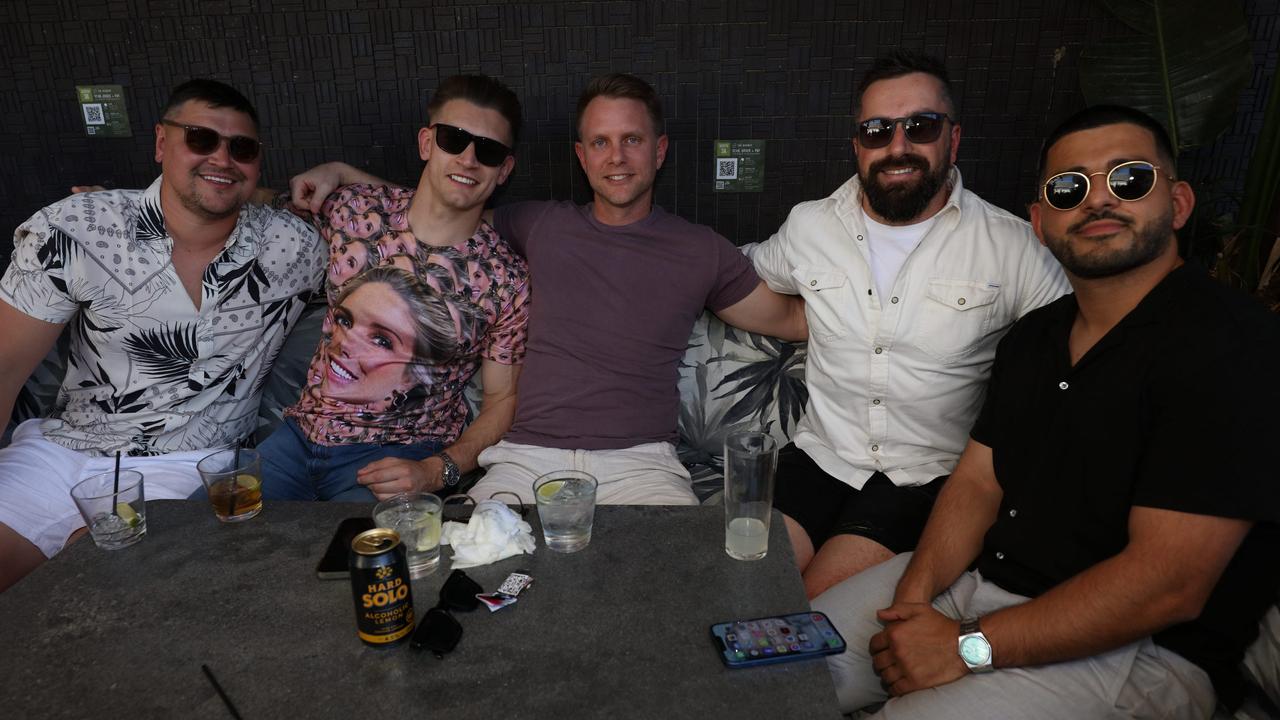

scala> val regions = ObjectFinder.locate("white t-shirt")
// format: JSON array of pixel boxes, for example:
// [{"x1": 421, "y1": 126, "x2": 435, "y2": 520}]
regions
[{"x1": 863, "y1": 208, "x2": 938, "y2": 301}]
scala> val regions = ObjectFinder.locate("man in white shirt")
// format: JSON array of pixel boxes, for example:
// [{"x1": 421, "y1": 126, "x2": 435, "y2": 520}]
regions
[{"x1": 751, "y1": 51, "x2": 1069, "y2": 598}]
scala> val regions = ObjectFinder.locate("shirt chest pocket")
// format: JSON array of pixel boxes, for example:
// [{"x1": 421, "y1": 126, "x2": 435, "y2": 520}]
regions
[
  {"x1": 792, "y1": 267, "x2": 852, "y2": 341},
  {"x1": 915, "y1": 279, "x2": 1000, "y2": 363}
]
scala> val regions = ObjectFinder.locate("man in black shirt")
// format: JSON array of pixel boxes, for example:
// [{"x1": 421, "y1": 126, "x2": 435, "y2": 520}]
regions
[{"x1": 813, "y1": 104, "x2": 1280, "y2": 718}]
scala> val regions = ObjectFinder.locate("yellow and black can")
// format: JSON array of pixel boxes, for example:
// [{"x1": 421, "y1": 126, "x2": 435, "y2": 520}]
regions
[{"x1": 349, "y1": 528, "x2": 415, "y2": 647}]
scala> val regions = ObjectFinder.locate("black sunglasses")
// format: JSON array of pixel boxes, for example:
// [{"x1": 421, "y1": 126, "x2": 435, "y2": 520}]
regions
[
  {"x1": 1042, "y1": 161, "x2": 1165, "y2": 211},
  {"x1": 160, "y1": 119, "x2": 262, "y2": 163},
  {"x1": 430, "y1": 123, "x2": 512, "y2": 168},
  {"x1": 857, "y1": 112, "x2": 952, "y2": 149},
  {"x1": 410, "y1": 569, "x2": 483, "y2": 658}
]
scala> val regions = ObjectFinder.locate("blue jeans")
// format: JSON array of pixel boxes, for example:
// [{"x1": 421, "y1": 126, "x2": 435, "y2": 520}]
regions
[{"x1": 250, "y1": 418, "x2": 444, "y2": 501}]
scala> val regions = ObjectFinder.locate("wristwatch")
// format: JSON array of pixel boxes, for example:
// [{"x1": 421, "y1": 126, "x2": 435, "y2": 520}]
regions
[
  {"x1": 958, "y1": 618, "x2": 994, "y2": 673},
  {"x1": 437, "y1": 451, "x2": 461, "y2": 489}
]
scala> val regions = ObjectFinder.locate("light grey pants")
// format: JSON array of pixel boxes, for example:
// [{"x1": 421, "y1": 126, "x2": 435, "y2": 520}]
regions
[
  {"x1": 473, "y1": 439, "x2": 698, "y2": 506},
  {"x1": 812, "y1": 553, "x2": 1217, "y2": 719}
]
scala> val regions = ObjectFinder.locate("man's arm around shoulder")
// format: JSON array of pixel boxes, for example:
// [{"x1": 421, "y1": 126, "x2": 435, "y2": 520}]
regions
[{"x1": 714, "y1": 282, "x2": 808, "y2": 342}]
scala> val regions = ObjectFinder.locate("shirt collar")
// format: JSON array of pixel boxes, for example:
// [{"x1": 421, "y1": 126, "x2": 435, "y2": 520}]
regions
[{"x1": 141, "y1": 176, "x2": 260, "y2": 256}]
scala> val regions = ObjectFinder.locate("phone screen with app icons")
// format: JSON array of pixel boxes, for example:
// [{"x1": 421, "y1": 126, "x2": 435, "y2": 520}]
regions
[{"x1": 711, "y1": 611, "x2": 847, "y2": 668}]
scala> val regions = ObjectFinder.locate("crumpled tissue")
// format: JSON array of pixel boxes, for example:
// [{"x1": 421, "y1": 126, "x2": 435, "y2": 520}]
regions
[{"x1": 440, "y1": 499, "x2": 537, "y2": 568}]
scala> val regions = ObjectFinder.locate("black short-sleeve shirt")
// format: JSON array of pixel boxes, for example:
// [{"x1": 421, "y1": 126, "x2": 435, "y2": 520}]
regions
[{"x1": 970, "y1": 263, "x2": 1280, "y2": 709}]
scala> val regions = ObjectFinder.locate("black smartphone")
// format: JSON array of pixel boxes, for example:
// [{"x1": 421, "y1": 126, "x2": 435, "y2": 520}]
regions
[
  {"x1": 710, "y1": 611, "x2": 846, "y2": 668},
  {"x1": 315, "y1": 517, "x2": 375, "y2": 580}
]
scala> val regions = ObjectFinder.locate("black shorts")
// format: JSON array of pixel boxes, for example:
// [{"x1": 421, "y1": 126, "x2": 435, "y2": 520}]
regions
[{"x1": 772, "y1": 444, "x2": 947, "y2": 553}]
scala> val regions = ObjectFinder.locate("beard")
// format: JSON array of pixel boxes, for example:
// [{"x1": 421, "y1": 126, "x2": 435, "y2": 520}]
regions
[
  {"x1": 1042, "y1": 209, "x2": 1173, "y2": 279},
  {"x1": 859, "y1": 153, "x2": 949, "y2": 223}
]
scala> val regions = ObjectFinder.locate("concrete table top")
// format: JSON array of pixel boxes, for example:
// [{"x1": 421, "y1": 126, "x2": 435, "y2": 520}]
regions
[{"x1": 0, "y1": 500, "x2": 843, "y2": 719}]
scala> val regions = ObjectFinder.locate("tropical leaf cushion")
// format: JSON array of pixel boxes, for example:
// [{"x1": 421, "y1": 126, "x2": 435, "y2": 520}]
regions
[{"x1": 676, "y1": 310, "x2": 808, "y2": 503}]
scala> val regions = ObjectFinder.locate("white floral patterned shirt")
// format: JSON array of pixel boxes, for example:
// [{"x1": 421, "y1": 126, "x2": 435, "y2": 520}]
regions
[{"x1": 1, "y1": 178, "x2": 325, "y2": 456}]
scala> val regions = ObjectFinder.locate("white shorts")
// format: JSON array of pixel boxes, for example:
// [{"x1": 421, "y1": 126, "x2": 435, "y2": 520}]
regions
[
  {"x1": 473, "y1": 439, "x2": 698, "y2": 506},
  {"x1": 0, "y1": 419, "x2": 216, "y2": 558}
]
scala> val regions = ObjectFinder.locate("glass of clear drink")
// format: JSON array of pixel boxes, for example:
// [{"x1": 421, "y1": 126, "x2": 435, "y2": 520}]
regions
[
  {"x1": 197, "y1": 448, "x2": 263, "y2": 523},
  {"x1": 723, "y1": 431, "x2": 778, "y2": 560},
  {"x1": 372, "y1": 492, "x2": 443, "y2": 578},
  {"x1": 70, "y1": 470, "x2": 147, "y2": 550},
  {"x1": 533, "y1": 470, "x2": 598, "y2": 553}
]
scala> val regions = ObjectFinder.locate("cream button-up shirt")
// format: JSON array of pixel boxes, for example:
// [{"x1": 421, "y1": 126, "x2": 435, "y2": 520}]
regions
[{"x1": 751, "y1": 169, "x2": 1070, "y2": 488}]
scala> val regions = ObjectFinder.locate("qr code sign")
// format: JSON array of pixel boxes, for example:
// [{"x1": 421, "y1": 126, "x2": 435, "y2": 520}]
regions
[
  {"x1": 82, "y1": 103, "x2": 105, "y2": 125},
  {"x1": 716, "y1": 157, "x2": 738, "y2": 180}
]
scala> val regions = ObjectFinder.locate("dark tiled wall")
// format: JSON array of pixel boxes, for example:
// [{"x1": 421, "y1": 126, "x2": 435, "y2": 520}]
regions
[{"x1": 1, "y1": 0, "x2": 1277, "y2": 266}]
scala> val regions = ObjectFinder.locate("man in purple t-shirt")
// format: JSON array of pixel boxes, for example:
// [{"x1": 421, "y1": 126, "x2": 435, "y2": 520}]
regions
[
  {"x1": 469, "y1": 74, "x2": 805, "y2": 504},
  {"x1": 292, "y1": 74, "x2": 807, "y2": 505}
]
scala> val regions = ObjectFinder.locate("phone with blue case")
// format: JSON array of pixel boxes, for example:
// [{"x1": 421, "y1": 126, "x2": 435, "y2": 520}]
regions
[{"x1": 711, "y1": 610, "x2": 846, "y2": 668}]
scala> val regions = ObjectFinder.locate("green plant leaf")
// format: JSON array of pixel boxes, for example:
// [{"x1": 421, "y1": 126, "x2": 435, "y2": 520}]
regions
[{"x1": 1080, "y1": 0, "x2": 1252, "y2": 151}]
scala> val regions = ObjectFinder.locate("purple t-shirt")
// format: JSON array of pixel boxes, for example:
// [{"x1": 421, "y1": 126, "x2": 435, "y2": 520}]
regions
[{"x1": 495, "y1": 201, "x2": 759, "y2": 450}]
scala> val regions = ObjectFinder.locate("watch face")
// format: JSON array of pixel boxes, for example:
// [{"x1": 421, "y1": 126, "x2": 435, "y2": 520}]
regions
[{"x1": 959, "y1": 636, "x2": 991, "y2": 665}]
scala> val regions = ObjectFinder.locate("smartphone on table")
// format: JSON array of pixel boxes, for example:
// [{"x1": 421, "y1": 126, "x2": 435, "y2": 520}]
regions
[
  {"x1": 315, "y1": 517, "x2": 375, "y2": 579},
  {"x1": 711, "y1": 611, "x2": 846, "y2": 668}
]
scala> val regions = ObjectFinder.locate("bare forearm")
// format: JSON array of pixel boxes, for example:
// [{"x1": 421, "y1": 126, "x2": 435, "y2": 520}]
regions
[
  {"x1": 441, "y1": 389, "x2": 517, "y2": 473},
  {"x1": 982, "y1": 512, "x2": 1249, "y2": 668},
  {"x1": 895, "y1": 443, "x2": 1002, "y2": 603}
]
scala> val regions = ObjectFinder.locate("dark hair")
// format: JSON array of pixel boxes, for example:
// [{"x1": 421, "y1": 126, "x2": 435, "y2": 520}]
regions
[
  {"x1": 427, "y1": 74, "x2": 523, "y2": 146},
  {"x1": 162, "y1": 79, "x2": 259, "y2": 127},
  {"x1": 1037, "y1": 104, "x2": 1177, "y2": 180},
  {"x1": 856, "y1": 50, "x2": 956, "y2": 119},
  {"x1": 575, "y1": 73, "x2": 664, "y2": 139}
]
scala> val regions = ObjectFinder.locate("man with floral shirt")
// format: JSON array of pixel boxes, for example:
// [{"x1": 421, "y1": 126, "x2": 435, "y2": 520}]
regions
[
  {"x1": 257, "y1": 75, "x2": 530, "y2": 501},
  {"x1": 0, "y1": 79, "x2": 325, "y2": 591}
]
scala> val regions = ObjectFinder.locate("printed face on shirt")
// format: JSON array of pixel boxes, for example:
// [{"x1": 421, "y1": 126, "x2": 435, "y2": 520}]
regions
[
  {"x1": 377, "y1": 233, "x2": 418, "y2": 263},
  {"x1": 574, "y1": 96, "x2": 669, "y2": 224},
  {"x1": 1031, "y1": 123, "x2": 1193, "y2": 280},
  {"x1": 419, "y1": 99, "x2": 516, "y2": 214},
  {"x1": 154, "y1": 100, "x2": 261, "y2": 221},
  {"x1": 321, "y1": 280, "x2": 418, "y2": 405},
  {"x1": 329, "y1": 240, "x2": 371, "y2": 289},
  {"x1": 853, "y1": 73, "x2": 960, "y2": 225}
]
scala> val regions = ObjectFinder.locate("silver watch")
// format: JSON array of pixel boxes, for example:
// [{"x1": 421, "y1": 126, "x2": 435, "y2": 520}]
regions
[
  {"x1": 958, "y1": 618, "x2": 993, "y2": 673},
  {"x1": 438, "y1": 452, "x2": 461, "y2": 488}
]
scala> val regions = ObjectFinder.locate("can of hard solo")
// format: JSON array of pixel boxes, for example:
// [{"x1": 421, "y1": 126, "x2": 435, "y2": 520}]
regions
[{"x1": 350, "y1": 528, "x2": 416, "y2": 646}]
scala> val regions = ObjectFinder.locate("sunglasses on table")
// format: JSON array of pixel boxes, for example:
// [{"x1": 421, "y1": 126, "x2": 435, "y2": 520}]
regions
[
  {"x1": 160, "y1": 119, "x2": 262, "y2": 163},
  {"x1": 856, "y1": 112, "x2": 953, "y2": 149},
  {"x1": 1041, "y1": 161, "x2": 1165, "y2": 211},
  {"x1": 410, "y1": 568, "x2": 483, "y2": 658},
  {"x1": 430, "y1": 123, "x2": 512, "y2": 167}
]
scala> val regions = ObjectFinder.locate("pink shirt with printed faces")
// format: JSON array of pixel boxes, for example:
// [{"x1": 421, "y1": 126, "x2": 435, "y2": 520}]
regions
[{"x1": 286, "y1": 184, "x2": 530, "y2": 446}]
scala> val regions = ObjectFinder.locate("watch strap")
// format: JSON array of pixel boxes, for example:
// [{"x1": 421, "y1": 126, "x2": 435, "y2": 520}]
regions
[{"x1": 438, "y1": 451, "x2": 461, "y2": 487}]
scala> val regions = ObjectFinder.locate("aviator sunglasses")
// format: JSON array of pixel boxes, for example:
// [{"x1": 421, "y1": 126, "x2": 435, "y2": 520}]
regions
[
  {"x1": 410, "y1": 568, "x2": 483, "y2": 658},
  {"x1": 160, "y1": 119, "x2": 262, "y2": 163},
  {"x1": 856, "y1": 112, "x2": 953, "y2": 149},
  {"x1": 430, "y1": 123, "x2": 512, "y2": 167},
  {"x1": 1041, "y1": 161, "x2": 1165, "y2": 211}
]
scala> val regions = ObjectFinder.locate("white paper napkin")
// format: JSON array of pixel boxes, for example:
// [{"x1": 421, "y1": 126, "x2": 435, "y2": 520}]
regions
[{"x1": 440, "y1": 499, "x2": 536, "y2": 568}]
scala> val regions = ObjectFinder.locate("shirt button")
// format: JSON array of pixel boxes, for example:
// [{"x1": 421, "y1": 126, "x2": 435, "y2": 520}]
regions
[
  {"x1": 874, "y1": 347, "x2": 883, "y2": 354},
  {"x1": 890, "y1": 296, "x2": 899, "y2": 304},
  {"x1": 957, "y1": 297, "x2": 966, "y2": 306},
  {"x1": 995, "y1": 551, "x2": 1005, "y2": 560},
  {"x1": 809, "y1": 280, "x2": 817, "y2": 287},
  {"x1": 871, "y1": 444, "x2": 879, "y2": 452},
  {"x1": 872, "y1": 399, "x2": 881, "y2": 405},
  {"x1": 1008, "y1": 509, "x2": 1017, "y2": 518},
  {"x1": 857, "y1": 235, "x2": 863, "y2": 241},
  {"x1": 1058, "y1": 381, "x2": 1069, "y2": 390}
]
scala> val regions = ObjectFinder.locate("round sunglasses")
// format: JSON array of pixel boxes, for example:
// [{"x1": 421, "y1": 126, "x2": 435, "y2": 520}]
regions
[
  {"x1": 430, "y1": 123, "x2": 512, "y2": 167},
  {"x1": 1041, "y1": 161, "x2": 1165, "y2": 211},
  {"x1": 160, "y1": 119, "x2": 262, "y2": 163},
  {"x1": 856, "y1": 112, "x2": 952, "y2": 149}
]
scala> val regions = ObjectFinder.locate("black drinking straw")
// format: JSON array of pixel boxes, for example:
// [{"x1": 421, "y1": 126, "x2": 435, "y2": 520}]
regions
[
  {"x1": 226, "y1": 446, "x2": 240, "y2": 518},
  {"x1": 201, "y1": 664, "x2": 243, "y2": 719},
  {"x1": 112, "y1": 450, "x2": 121, "y2": 515}
]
